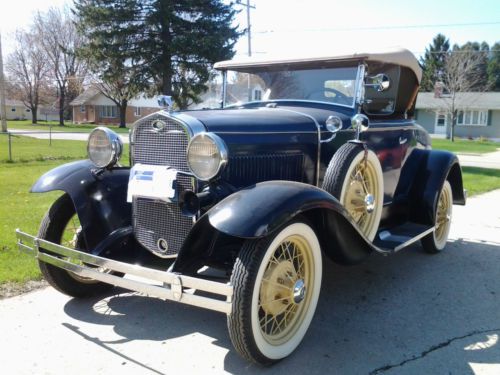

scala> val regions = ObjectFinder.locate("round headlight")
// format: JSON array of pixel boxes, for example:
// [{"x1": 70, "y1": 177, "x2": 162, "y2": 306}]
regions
[
  {"x1": 187, "y1": 133, "x2": 228, "y2": 181},
  {"x1": 87, "y1": 127, "x2": 123, "y2": 168}
]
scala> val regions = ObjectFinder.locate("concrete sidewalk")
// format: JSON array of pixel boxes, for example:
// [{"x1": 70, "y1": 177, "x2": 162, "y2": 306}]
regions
[{"x1": 457, "y1": 150, "x2": 500, "y2": 169}]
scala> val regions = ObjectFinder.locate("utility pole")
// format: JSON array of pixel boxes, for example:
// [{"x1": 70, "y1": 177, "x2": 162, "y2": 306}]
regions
[
  {"x1": 0, "y1": 31, "x2": 7, "y2": 132},
  {"x1": 236, "y1": 0, "x2": 255, "y2": 101}
]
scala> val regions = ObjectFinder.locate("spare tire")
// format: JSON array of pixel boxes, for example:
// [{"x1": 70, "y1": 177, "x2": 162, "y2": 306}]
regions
[{"x1": 322, "y1": 143, "x2": 384, "y2": 241}]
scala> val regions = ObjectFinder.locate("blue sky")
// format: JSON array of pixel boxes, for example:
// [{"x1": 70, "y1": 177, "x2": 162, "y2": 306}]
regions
[{"x1": 1, "y1": 0, "x2": 499, "y2": 59}]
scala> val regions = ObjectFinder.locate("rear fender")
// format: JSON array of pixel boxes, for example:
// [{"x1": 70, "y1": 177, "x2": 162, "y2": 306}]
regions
[
  {"x1": 172, "y1": 181, "x2": 374, "y2": 273},
  {"x1": 31, "y1": 160, "x2": 132, "y2": 252},
  {"x1": 395, "y1": 149, "x2": 465, "y2": 226}
]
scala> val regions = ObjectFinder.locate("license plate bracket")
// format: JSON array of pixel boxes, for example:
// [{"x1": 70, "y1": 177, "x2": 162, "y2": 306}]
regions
[{"x1": 127, "y1": 164, "x2": 178, "y2": 203}]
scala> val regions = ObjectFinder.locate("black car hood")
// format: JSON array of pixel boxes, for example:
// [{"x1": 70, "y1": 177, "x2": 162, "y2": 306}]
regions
[{"x1": 182, "y1": 107, "x2": 321, "y2": 133}]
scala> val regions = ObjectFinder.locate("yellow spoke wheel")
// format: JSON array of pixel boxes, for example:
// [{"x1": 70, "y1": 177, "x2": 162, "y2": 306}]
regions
[
  {"x1": 322, "y1": 143, "x2": 384, "y2": 241},
  {"x1": 228, "y1": 222, "x2": 322, "y2": 365},
  {"x1": 422, "y1": 180, "x2": 453, "y2": 253}
]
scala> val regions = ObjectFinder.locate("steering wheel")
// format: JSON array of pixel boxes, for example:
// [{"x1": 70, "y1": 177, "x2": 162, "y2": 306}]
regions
[{"x1": 306, "y1": 88, "x2": 351, "y2": 105}]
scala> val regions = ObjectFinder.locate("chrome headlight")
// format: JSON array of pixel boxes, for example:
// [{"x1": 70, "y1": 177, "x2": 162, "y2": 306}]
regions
[
  {"x1": 187, "y1": 133, "x2": 228, "y2": 181},
  {"x1": 87, "y1": 127, "x2": 123, "y2": 168}
]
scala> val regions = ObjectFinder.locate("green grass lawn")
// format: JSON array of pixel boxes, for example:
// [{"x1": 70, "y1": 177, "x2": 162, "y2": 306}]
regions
[
  {"x1": 431, "y1": 138, "x2": 500, "y2": 154},
  {"x1": 1, "y1": 135, "x2": 87, "y2": 163},
  {"x1": 0, "y1": 161, "x2": 62, "y2": 283},
  {"x1": 5, "y1": 120, "x2": 130, "y2": 134},
  {"x1": 462, "y1": 167, "x2": 500, "y2": 196},
  {"x1": 0, "y1": 136, "x2": 130, "y2": 286},
  {"x1": 0, "y1": 135, "x2": 130, "y2": 164}
]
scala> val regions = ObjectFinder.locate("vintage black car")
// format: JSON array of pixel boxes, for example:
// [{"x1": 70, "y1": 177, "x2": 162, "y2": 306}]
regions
[{"x1": 17, "y1": 48, "x2": 466, "y2": 365}]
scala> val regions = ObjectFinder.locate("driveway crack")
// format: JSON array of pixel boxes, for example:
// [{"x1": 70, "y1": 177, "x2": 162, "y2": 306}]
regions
[{"x1": 369, "y1": 328, "x2": 500, "y2": 374}]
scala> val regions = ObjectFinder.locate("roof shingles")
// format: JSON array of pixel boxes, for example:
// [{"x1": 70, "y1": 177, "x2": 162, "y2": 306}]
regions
[{"x1": 416, "y1": 92, "x2": 500, "y2": 110}]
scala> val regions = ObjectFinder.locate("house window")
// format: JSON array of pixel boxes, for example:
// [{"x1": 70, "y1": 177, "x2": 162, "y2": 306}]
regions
[
  {"x1": 134, "y1": 107, "x2": 141, "y2": 117},
  {"x1": 99, "y1": 106, "x2": 117, "y2": 118},
  {"x1": 436, "y1": 113, "x2": 446, "y2": 126},
  {"x1": 456, "y1": 109, "x2": 488, "y2": 126},
  {"x1": 254, "y1": 89, "x2": 262, "y2": 101},
  {"x1": 80, "y1": 105, "x2": 85, "y2": 113},
  {"x1": 11, "y1": 108, "x2": 16, "y2": 112}
]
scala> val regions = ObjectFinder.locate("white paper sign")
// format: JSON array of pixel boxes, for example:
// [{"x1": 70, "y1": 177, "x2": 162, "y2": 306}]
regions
[{"x1": 127, "y1": 164, "x2": 177, "y2": 202}]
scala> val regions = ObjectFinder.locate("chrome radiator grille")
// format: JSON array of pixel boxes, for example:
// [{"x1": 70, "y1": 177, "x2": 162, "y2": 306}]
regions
[
  {"x1": 132, "y1": 114, "x2": 190, "y2": 169},
  {"x1": 131, "y1": 113, "x2": 193, "y2": 258}
]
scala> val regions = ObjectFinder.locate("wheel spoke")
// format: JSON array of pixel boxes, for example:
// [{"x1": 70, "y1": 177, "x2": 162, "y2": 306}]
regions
[
  {"x1": 262, "y1": 278, "x2": 293, "y2": 291},
  {"x1": 260, "y1": 295, "x2": 291, "y2": 307}
]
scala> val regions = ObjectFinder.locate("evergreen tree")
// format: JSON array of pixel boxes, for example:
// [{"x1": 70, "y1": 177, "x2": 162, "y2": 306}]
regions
[
  {"x1": 74, "y1": 0, "x2": 148, "y2": 127},
  {"x1": 488, "y1": 42, "x2": 500, "y2": 91},
  {"x1": 74, "y1": 0, "x2": 240, "y2": 109},
  {"x1": 420, "y1": 34, "x2": 450, "y2": 91}
]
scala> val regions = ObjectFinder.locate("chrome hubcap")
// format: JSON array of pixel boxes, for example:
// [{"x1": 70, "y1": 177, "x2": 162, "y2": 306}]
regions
[
  {"x1": 364, "y1": 194, "x2": 375, "y2": 213},
  {"x1": 293, "y1": 279, "x2": 306, "y2": 304}
]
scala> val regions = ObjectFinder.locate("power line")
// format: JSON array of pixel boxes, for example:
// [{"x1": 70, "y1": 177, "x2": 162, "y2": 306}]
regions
[{"x1": 253, "y1": 21, "x2": 500, "y2": 34}]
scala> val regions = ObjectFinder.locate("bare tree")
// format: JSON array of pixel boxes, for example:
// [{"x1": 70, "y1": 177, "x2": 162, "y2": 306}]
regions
[
  {"x1": 439, "y1": 49, "x2": 486, "y2": 141},
  {"x1": 6, "y1": 30, "x2": 50, "y2": 124},
  {"x1": 90, "y1": 63, "x2": 146, "y2": 128},
  {"x1": 34, "y1": 7, "x2": 86, "y2": 125}
]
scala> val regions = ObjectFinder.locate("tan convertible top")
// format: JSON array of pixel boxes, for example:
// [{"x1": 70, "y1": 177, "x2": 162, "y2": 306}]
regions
[{"x1": 214, "y1": 47, "x2": 422, "y2": 83}]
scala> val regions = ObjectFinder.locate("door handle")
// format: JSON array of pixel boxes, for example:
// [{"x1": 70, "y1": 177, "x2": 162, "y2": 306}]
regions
[{"x1": 399, "y1": 137, "x2": 407, "y2": 145}]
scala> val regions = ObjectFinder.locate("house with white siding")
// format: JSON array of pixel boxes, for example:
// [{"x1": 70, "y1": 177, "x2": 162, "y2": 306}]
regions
[
  {"x1": 4, "y1": 99, "x2": 59, "y2": 121},
  {"x1": 415, "y1": 92, "x2": 500, "y2": 140}
]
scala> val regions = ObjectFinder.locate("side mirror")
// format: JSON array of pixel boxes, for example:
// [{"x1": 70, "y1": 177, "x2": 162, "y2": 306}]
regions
[{"x1": 365, "y1": 74, "x2": 391, "y2": 92}]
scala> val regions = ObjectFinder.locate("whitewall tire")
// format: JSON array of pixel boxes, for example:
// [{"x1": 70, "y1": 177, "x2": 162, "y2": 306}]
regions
[{"x1": 228, "y1": 221, "x2": 322, "y2": 365}]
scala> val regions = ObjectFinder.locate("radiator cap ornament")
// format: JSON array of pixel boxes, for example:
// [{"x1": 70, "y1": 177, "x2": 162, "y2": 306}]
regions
[{"x1": 158, "y1": 95, "x2": 173, "y2": 112}]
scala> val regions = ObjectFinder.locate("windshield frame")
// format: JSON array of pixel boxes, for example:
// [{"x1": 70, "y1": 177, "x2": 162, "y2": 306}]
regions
[{"x1": 219, "y1": 63, "x2": 365, "y2": 109}]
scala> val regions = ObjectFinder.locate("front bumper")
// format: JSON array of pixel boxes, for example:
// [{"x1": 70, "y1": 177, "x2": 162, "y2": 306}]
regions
[{"x1": 16, "y1": 229, "x2": 233, "y2": 314}]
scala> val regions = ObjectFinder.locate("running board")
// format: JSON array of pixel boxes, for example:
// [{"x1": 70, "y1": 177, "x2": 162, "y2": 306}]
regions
[{"x1": 374, "y1": 223, "x2": 435, "y2": 253}]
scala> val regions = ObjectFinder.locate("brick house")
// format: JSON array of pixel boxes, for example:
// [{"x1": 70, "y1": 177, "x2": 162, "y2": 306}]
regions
[{"x1": 70, "y1": 88, "x2": 162, "y2": 125}]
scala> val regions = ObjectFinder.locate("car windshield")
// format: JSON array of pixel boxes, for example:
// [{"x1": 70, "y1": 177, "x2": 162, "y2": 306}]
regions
[{"x1": 223, "y1": 66, "x2": 359, "y2": 107}]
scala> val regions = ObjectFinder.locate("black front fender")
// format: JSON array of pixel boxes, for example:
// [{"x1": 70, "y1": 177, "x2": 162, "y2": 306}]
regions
[
  {"x1": 207, "y1": 181, "x2": 346, "y2": 239},
  {"x1": 172, "y1": 181, "x2": 375, "y2": 273},
  {"x1": 31, "y1": 160, "x2": 132, "y2": 252}
]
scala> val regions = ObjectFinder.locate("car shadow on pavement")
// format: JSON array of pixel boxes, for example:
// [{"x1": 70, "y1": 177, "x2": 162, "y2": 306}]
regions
[{"x1": 63, "y1": 239, "x2": 500, "y2": 374}]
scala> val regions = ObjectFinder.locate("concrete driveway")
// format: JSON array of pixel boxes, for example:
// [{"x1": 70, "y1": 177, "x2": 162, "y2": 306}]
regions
[{"x1": 1, "y1": 190, "x2": 500, "y2": 374}]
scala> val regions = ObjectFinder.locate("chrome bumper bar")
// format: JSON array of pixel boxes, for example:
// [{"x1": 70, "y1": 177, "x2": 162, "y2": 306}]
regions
[{"x1": 15, "y1": 229, "x2": 233, "y2": 314}]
